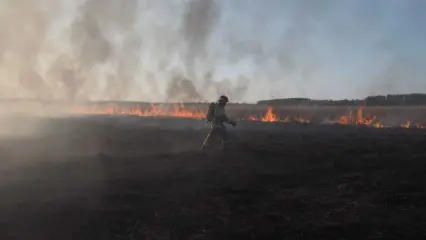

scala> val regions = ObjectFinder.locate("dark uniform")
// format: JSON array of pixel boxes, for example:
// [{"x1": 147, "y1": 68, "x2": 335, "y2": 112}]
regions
[{"x1": 201, "y1": 95, "x2": 236, "y2": 151}]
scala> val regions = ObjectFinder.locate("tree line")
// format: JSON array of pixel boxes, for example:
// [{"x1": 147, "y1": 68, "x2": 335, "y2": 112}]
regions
[{"x1": 257, "y1": 94, "x2": 426, "y2": 106}]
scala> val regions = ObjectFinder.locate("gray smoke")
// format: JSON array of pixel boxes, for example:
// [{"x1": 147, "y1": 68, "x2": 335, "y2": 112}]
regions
[
  {"x1": 182, "y1": 0, "x2": 218, "y2": 72},
  {"x1": 0, "y1": 0, "x2": 426, "y2": 102},
  {"x1": 48, "y1": 0, "x2": 140, "y2": 100},
  {"x1": 0, "y1": 0, "x2": 52, "y2": 98}
]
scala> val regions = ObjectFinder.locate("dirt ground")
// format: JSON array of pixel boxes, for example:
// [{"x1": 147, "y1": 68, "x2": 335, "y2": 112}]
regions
[{"x1": 0, "y1": 115, "x2": 426, "y2": 239}]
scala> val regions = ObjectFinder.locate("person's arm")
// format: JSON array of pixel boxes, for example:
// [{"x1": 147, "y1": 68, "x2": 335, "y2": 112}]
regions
[
  {"x1": 215, "y1": 106, "x2": 230, "y2": 122},
  {"x1": 222, "y1": 109, "x2": 236, "y2": 126},
  {"x1": 227, "y1": 116, "x2": 236, "y2": 126},
  {"x1": 222, "y1": 113, "x2": 230, "y2": 123}
]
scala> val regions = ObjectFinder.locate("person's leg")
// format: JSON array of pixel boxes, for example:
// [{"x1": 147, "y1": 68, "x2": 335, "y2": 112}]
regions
[
  {"x1": 201, "y1": 127, "x2": 216, "y2": 150},
  {"x1": 220, "y1": 128, "x2": 229, "y2": 151}
]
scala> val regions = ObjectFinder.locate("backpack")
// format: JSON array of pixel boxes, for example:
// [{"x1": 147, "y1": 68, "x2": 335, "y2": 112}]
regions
[{"x1": 206, "y1": 102, "x2": 216, "y2": 122}]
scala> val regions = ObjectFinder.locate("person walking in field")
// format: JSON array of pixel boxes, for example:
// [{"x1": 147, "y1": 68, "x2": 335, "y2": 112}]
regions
[{"x1": 201, "y1": 95, "x2": 237, "y2": 151}]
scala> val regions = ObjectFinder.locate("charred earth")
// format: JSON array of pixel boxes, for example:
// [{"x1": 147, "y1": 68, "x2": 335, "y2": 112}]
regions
[{"x1": 0, "y1": 113, "x2": 426, "y2": 239}]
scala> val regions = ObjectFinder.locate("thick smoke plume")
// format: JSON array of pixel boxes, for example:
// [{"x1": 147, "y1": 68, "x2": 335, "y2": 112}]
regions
[{"x1": 0, "y1": 0, "x2": 425, "y2": 102}]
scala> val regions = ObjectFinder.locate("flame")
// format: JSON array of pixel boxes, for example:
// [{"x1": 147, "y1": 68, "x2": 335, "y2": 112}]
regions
[
  {"x1": 261, "y1": 107, "x2": 278, "y2": 122},
  {"x1": 246, "y1": 107, "x2": 310, "y2": 123},
  {"x1": 401, "y1": 121, "x2": 425, "y2": 129},
  {"x1": 330, "y1": 106, "x2": 385, "y2": 128},
  {"x1": 71, "y1": 104, "x2": 206, "y2": 119},
  {"x1": 70, "y1": 104, "x2": 425, "y2": 129},
  {"x1": 401, "y1": 121, "x2": 411, "y2": 128}
]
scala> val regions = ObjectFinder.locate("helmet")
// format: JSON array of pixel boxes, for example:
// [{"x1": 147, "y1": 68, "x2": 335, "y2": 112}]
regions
[{"x1": 219, "y1": 95, "x2": 229, "y2": 102}]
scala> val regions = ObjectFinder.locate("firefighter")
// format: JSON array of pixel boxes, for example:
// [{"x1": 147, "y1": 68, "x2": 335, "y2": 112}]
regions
[{"x1": 201, "y1": 95, "x2": 237, "y2": 151}]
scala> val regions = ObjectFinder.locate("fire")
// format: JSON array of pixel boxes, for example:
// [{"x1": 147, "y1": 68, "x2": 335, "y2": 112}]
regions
[
  {"x1": 261, "y1": 107, "x2": 278, "y2": 122},
  {"x1": 70, "y1": 104, "x2": 425, "y2": 129},
  {"x1": 71, "y1": 104, "x2": 206, "y2": 119},
  {"x1": 247, "y1": 107, "x2": 310, "y2": 123},
  {"x1": 400, "y1": 121, "x2": 425, "y2": 129},
  {"x1": 330, "y1": 106, "x2": 385, "y2": 128},
  {"x1": 401, "y1": 121, "x2": 411, "y2": 128}
]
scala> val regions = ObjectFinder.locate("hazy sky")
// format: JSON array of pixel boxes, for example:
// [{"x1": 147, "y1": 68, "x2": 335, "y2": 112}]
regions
[
  {"x1": 1, "y1": 0, "x2": 426, "y2": 102},
  {"x1": 206, "y1": 0, "x2": 426, "y2": 101}
]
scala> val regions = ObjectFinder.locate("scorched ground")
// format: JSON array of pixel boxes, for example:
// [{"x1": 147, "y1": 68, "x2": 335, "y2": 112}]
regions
[{"x1": 0, "y1": 114, "x2": 425, "y2": 239}]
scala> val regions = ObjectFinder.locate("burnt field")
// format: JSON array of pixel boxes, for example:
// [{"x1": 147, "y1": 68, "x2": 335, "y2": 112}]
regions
[{"x1": 1, "y1": 113, "x2": 426, "y2": 239}]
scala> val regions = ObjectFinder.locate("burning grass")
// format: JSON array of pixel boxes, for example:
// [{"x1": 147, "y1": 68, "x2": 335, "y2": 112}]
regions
[{"x1": 71, "y1": 104, "x2": 426, "y2": 129}]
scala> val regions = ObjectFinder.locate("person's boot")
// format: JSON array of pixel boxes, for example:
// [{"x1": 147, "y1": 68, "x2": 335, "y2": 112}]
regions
[{"x1": 200, "y1": 143, "x2": 210, "y2": 153}]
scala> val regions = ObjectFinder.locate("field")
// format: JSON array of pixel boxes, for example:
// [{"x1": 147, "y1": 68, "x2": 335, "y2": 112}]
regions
[{"x1": 1, "y1": 104, "x2": 426, "y2": 239}]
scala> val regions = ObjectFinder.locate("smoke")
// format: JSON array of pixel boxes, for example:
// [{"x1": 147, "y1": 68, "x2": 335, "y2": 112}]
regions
[
  {"x1": 182, "y1": 0, "x2": 218, "y2": 74},
  {"x1": 1, "y1": 0, "x2": 426, "y2": 102}
]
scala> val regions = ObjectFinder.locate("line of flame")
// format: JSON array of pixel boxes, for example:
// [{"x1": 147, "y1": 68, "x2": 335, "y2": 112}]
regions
[{"x1": 70, "y1": 104, "x2": 425, "y2": 129}]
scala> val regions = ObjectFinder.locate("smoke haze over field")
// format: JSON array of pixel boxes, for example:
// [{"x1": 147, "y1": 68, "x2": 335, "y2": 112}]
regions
[{"x1": 0, "y1": 0, "x2": 426, "y2": 103}]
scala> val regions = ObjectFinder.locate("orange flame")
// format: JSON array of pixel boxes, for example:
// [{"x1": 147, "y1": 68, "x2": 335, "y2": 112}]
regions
[
  {"x1": 247, "y1": 107, "x2": 310, "y2": 123},
  {"x1": 401, "y1": 120, "x2": 411, "y2": 128},
  {"x1": 261, "y1": 107, "x2": 278, "y2": 122},
  {"x1": 71, "y1": 104, "x2": 206, "y2": 119},
  {"x1": 400, "y1": 121, "x2": 425, "y2": 129},
  {"x1": 331, "y1": 106, "x2": 384, "y2": 128},
  {"x1": 70, "y1": 104, "x2": 424, "y2": 129}
]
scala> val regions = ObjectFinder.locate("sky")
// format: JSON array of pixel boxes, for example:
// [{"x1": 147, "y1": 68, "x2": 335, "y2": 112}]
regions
[{"x1": 0, "y1": 0, "x2": 426, "y2": 102}]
